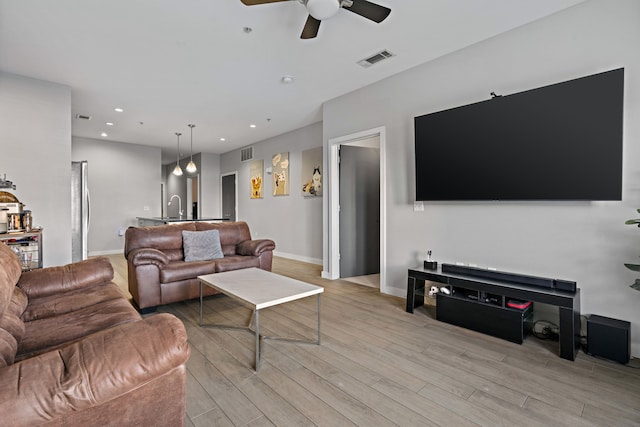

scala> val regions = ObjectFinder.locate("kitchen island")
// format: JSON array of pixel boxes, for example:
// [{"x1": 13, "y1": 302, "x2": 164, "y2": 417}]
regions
[{"x1": 136, "y1": 217, "x2": 228, "y2": 227}]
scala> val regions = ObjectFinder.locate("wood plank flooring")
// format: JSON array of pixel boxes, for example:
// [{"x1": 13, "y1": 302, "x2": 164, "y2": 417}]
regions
[{"x1": 105, "y1": 255, "x2": 640, "y2": 426}]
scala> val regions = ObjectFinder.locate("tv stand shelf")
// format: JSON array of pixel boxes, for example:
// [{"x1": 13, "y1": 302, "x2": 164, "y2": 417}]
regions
[
  {"x1": 436, "y1": 288, "x2": 533, "y2": 345},
  {"x1": 407, "y1": 264, "x2": 580, "y2": 360}
]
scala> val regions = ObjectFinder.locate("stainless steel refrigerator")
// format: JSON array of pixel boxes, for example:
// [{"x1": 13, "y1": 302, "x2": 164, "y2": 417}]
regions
[{"x1": 71, "y1": 161, "x2": 89, "y2": 262}]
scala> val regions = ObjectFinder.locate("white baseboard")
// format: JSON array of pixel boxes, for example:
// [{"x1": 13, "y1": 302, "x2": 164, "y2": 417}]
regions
[
  {"x1": 273, "y1": 251, "x2": 322, "y2": 266},
  {"x1": 384, "y1": 287, "x2": 405, "y2": 298}
]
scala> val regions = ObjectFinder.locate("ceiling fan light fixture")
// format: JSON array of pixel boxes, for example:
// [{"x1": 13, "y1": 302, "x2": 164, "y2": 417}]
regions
[{"x1": 306, "y1": 0, "x2": 340, "y2": 20}]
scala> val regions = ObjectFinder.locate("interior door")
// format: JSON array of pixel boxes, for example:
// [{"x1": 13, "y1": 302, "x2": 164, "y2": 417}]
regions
[
  {"x1": 339, "y1": 145, "x2": 380, "y2": 278},
  {"x1": 221, "y1": 173, "x2": 236, "y2": 221}
]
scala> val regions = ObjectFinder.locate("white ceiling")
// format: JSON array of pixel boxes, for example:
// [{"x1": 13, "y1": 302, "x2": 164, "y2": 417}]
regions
[{"x1": 0, "y1": 0, "x2": 584, "y2": 163}]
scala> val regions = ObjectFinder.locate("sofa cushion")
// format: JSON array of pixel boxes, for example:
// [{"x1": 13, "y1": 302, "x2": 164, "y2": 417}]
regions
[
  {"x1": 195, "y1": 221, "x2": 253, "y2": 255},
  {"x1": 17, "y1": 297, "x2": 141, "y2": 361},
  {"x1": 159, "y1": 260, "x2": 217, "y2": 283},
  {"x1": 214, "y1": 255, "x2": 261, "y2": 273},
  {"x1": 124, "y1": 222, "x2": 197, "y2": 257},
  {"x1": 0, "y1": 288, "x2": 29, "y2": 367},
  {"x1": 22, "y1": 282, "x2": 125, "y2": 322},
  {"x1": 182, "y1": 230, "x2": 224, "y2": 262},
  {"x1": 0, "y1": 329, "x2": 17, "y2": 368},
  {"x1": 18, "y1": 256, "x2": 114, "y2": 299}
]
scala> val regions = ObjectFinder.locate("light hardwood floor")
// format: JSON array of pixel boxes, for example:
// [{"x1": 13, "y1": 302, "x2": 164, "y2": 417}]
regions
[{"x1": 105, "y1": 254, "x2": 640, "y2": 426}]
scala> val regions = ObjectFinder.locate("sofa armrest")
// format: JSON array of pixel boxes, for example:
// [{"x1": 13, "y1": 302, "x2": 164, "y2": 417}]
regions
[
  {"x1": 0, "y1": 313, "x2": 189, "y2": 426},
  {"x1": 236, "y1": 239, "x2": 276, "y2": 256},
  {"x1": 17, "y1": 257, "x2": 114, "y2": 299},
  {"x1": 129, "y1": 248, "x2": 170, "y2": 267}
]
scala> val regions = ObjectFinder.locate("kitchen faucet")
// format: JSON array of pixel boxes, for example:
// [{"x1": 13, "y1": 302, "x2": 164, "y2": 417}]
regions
[{"x1": 168, "y1": 195, "x2": 183, "y2": 219}]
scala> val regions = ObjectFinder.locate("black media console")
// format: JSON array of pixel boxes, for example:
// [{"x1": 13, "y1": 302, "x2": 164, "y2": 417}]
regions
[{"x1": 407, "y1": 263, "x2": 581, "y2": 361}]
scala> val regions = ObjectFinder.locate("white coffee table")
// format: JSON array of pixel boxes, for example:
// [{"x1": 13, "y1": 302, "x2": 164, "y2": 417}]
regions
[{"x1": 198, "y1": 268, "x2": 323, "y2": 372}]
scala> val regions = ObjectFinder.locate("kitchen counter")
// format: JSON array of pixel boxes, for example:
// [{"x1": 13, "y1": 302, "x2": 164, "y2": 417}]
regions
[{"x1": 136, "y1": 217, "x2": 229, "y2": 227}]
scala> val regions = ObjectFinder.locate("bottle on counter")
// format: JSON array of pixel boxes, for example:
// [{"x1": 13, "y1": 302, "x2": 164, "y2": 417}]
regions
[
  {"x1": 0, "y1": 208, "x2": 8, "y2": 233},
  {"x1": 23, "y1": 210, "x2": 32, "y2": 232}
]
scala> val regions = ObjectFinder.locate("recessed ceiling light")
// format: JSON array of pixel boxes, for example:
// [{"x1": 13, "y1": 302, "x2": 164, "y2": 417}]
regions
[
  {"x1": 105, "y1": 122, "x2": 114, "y2": 126},
  {"x1": 250, "y1": 124, "x2": 256, "y2": 128},
  {"x1": 114, "y1": 108, "x2": 124, "y2": 112},
  {"x1": 281, "y1": 75, "x2": 295, "y2": 84},
  {"x1": 101, "y1": 132, "x2": 108, "y2": 137},
  {"x1": 243, "y1": 27, "x2": 252, "y2": 34},
  {"x1": 220, "y1": 138, "x2": 226, "y2": 142}
]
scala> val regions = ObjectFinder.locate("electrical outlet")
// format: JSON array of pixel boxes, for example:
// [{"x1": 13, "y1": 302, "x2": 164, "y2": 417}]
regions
[{"x1": 413, "y1": 201, "x2": 424, "y2": 212}]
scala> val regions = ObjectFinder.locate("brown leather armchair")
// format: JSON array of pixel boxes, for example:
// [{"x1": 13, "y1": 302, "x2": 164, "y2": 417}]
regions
[{"x1": 0, "y1": 242, "x2": 190, "y2": 426}]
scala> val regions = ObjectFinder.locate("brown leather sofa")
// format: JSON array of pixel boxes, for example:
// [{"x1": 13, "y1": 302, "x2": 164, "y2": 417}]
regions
[
  {"x1": 0, "y1": 242, "x2": 190, "y2": 427},
  {"x1": 124, "y1": 221, "x2": 275, "y2": 310}
]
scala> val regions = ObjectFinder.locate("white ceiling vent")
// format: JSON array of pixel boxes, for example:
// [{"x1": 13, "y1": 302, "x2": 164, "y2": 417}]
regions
[
  {"x1": 358, "y1": 49, "x2": 395, "y2": 68},
  {"x1": 75, "y1": 114, "x2": 92, "y2": 120},
  {"x1": 241, "y1": 146, "x2": 254, "y2": 162}
]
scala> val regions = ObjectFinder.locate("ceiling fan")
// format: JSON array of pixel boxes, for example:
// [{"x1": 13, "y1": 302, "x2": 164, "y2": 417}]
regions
[{"x1": 240, "y1": 0, "x2": 391, "y2": 39}]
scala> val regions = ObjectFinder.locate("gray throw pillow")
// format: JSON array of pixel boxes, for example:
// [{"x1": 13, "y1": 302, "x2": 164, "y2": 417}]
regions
[{"x1": 182, "y1": 230, "x2": 224, "y2": 262}]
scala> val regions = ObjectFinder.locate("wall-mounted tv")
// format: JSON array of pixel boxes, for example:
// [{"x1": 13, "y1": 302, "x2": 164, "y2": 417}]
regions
[{"x1": 414, "y1": 68, "x2": 624, "y2": 201}]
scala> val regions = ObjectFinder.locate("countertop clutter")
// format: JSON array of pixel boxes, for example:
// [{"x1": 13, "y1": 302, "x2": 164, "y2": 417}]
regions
[
  {"x1": 136, "y1": 217, "x2": 228, "y2": 226},
  {"x1": 0, "y1": 192, "x2": 34, "y2": 233},
  {"x1": 0, "y1": 192, "x2": 42, "y2": 270}
]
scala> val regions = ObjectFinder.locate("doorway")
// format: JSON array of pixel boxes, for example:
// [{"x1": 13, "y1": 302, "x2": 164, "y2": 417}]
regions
[
  {"x1": 339, "y1": 142, "x2": 380, "y2": 284},
  {"x1": 328, "y1": 126, "x2": 387, "y2": 293},
  {"x1": 221, "y1": 172, "x2": 237, "y2": 221},
  {"x1": 186, "y1": 175, "x2": 199, "y2": 219}
]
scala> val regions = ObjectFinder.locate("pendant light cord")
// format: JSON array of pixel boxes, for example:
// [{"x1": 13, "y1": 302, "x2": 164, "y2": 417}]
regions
[{"x1": 189, "y1": 124, "x2": 195, "y2": 161}]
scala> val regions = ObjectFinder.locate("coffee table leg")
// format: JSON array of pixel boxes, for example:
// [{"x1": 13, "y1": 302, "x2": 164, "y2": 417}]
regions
[
  {"x1": 199, "y1": 281, "x2": 203, "y2": 325},
  {"x1": 317, "y1": 294, "x2": 321, "y2": 345},
  {"x1": 255, "y1": 309, "x2": 260, "y2": 372}
]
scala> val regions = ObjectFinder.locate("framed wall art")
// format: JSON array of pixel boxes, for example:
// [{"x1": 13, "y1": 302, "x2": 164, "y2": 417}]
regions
[
  {"x1": 249, "y1": 159, "x2": 264, "y2": 199},
  {"x1": 272, "y1": 152, "x2": 289, "y2": 196},
  {"x1": 301, "y1": 147, "x2": 322, "y2": 197}
]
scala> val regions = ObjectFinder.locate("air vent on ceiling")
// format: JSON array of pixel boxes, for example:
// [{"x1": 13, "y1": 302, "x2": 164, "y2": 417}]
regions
[
  {"x1": 357, "y1": 49, "x2": 395, "y2": 68},
  {"x1": 75, "y1": 114, "x2": 92, "y2": 120},
  {"x1": 241, "y1": 146, "x2": 254, "y2": 162}
]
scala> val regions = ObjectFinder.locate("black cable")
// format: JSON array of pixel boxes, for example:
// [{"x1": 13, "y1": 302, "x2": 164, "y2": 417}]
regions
[{"x1": 532, "y1": 320, "x2": 559, "y2": 340}]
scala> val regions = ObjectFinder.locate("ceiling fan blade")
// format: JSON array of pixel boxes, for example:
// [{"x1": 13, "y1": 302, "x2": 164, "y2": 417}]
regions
[
  {"x1": 300, "y1": 15, "x2": 321, "y2": 39},
  {"x1": 240, "y1": 0, "x2": 291, "y2": 5},
  {"x1": 344, "y1": 0, "x2": 391, "y2": 23}
]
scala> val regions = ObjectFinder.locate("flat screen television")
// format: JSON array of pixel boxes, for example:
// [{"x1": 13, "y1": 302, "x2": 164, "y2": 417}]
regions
[{"x1": 414, "y1": 68, "x2": 624, "y2": 201}]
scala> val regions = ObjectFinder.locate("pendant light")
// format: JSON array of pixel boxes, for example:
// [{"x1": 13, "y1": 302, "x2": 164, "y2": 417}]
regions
[
  {"x1": 172, "y1": 132, "x2": 183, "y2": 176},
  {"x1": 186, "y1": 124, "x2": 197, "y2": 174}
]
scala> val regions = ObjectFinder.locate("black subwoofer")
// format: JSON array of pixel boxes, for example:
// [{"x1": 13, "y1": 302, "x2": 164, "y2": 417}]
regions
[{"x1": 587, "y1": 314, "x2": 630, "y2": 364}]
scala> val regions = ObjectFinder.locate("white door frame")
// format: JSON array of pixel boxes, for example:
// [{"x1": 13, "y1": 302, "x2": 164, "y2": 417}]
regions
[
  {"x1": 220, "y1": 171, "x2": 238, "y2": 220},
  {"x1": 327, "y1": 126, "x2": 387, "y2": 294}
]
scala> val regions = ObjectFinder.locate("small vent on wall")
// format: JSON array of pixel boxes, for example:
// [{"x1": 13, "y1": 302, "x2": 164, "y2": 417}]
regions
[
  {"x1": 357, "y1": 49, "x2": 395, "y2": 68},
  {"x1": 75, "y1": 114, "x2": 92, "y2": 120},
  {"x1": 241, "y1": 146, "x2": 254, "y2": 162}
]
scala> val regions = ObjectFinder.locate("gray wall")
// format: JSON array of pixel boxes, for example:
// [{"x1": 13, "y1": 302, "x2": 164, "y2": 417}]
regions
[
  {"x1": 199, "y1": 152, "x2": 221, "y2": 218},
  {"x1": 220, "y1": 122, "x2": 323, "y2": 264},
  {"x1": 164, "y1": 152, "x2": 221, "y2": 219},
  {"x1": 322, "y1": 0, "x2": 640, "y2": 355},
  {"x1": 0, "y1": 72, "x2": 72, "y2": 267},
  {"x1": 72, "y1": 137, "x2": 161, "y2": 255}
]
